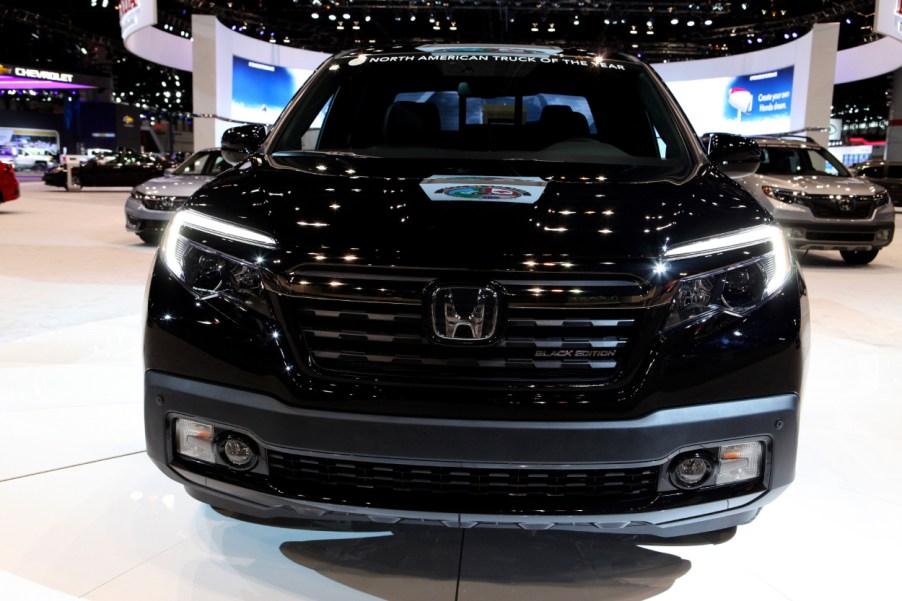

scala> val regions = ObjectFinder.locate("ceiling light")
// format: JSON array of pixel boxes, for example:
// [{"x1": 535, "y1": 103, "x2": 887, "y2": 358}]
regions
[
  {"x1": 687, "y1": 20, "x2": 695, "y2": 26},
  {"x1": 670, "y1": 18, "x2": 679, "y2": 25}
]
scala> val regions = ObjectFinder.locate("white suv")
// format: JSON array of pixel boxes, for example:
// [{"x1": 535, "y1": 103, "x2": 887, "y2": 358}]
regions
[{"x1": 737, "y1": 136, "x2": 894, "y2": 265}]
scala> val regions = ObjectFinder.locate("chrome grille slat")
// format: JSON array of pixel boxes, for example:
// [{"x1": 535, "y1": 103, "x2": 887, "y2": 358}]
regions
[{"x1": 508, "y1": 318, "x2": 634, "y2": 328}]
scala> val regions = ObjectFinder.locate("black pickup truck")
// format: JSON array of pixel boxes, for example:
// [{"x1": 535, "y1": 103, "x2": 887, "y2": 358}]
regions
[{"x1": 144, "y1": 44, "x2": 808, "y2": 538}]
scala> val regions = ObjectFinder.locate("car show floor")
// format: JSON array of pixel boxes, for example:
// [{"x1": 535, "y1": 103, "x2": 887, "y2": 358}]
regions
[{"x1": 1, "y1": 181, "x2": 901, "y2": 600}]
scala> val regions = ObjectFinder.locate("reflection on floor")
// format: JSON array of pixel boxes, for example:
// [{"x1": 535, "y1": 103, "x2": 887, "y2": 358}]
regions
[{"x1": 1, "y1": 182, "x2": 900, "y2": 600}]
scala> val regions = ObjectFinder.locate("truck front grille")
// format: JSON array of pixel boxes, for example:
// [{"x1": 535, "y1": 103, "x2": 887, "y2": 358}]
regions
[
  {"x1": 803, "y1": 194, "x2": 877, "y2": 219},
  {"x1": 141, "y1": 196, "x2": 186, "y2": 211},
  {"x1": 275, "y1": 267, "x2": 657, "y2": 385}
]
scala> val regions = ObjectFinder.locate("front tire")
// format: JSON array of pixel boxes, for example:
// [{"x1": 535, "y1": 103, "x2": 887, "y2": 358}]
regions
[
  {"x1": 138, "y1": 231, "x2": 163, "y2": 245},
  {"x1": 840, "y1": 249, "x2": 879, "y2": 265}
]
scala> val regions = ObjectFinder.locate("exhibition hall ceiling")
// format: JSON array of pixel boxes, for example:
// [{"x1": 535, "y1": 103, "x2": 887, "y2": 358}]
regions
[{"x1": 0, "y1": 0, "x2": 890, "y2": 131}]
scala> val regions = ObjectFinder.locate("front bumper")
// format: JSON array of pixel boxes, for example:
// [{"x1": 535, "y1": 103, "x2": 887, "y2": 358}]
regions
[
  {"x1": 768, "y1": 202, "x2": 896, "y2": 251},
  {"x1": 146, "y1": 370, "x2": 799, "y2": 537},
  {"x1": 124, "y1": 196, "x2": 177, "y2": 234}
]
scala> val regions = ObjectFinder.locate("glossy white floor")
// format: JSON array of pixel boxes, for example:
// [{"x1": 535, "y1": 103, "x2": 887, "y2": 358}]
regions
[{"x1": 2, "y1": 179, "x2": 901, "y2": 601}]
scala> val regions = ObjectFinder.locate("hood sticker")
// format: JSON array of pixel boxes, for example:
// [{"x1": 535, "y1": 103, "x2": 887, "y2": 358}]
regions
[{"x1": 420, "y1": 176, "x2": 547, "y2": 204}]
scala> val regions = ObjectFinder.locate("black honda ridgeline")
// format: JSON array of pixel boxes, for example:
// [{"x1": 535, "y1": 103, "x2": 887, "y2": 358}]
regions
[{"x1": 145, "y1": 45, "x2": 808, "y2": 538}]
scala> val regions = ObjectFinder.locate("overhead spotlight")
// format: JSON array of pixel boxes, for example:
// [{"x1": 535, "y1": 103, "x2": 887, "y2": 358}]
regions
[
  {"x1": 433, "y1": 21, "x2": 441, "y2": 30},
  {"x1": 629, "y1": 26, "x2": 637, "y2": 34},
  {"x1": 311, "y1": 12, "x2": 319, "y2": 19},
  {"x1": 365, "y1": 15, "x2": 371, "y2": 22},
  {"x1": 342, "y1": 12, "x2": 350, "y2": 20},
  {"x1": 687, "y1": 20, "x2": 696, "y2": 26},
  {"x1": 336, "y1": 21, "x2": 344, "y2": 30},
  {"x1": 704, "y1": 19, "x2": 713, "y2": 26},
  {"x1": 531, "y1": 22, "x2": 539, "y2": 32},
  {"x1": 449, "y1": 21, "x2": 457, "y2": 31},
  {"x1": 410, "y1": 14, "x2": 416, "y2": 21},
  {"x1": 548, "y1": 23, "x2": 556, "y2": 32},
  {"x1": 784, "y1": 33, "x2": 790, "y2": 39},
  {"x1": 670, "y1": 18, "x2": 679, "y2": 25},
  {"x1": 792, "y1": 31, "x2": 798, "y2": 38},
  {"x1": 756, "y1": 37, "x2": 763, "y2": 43},
  {"x1": 603, "y1": 18, "x2": 610, "y2": 25},
  {"x1": 352, "y1": 21, "x2": 360, "y2": 30},
  {"x1": 328, "y1": 14, "x2": 336, "y2": 21},
  {"x1": 573, "y1": 16, "x2": 580, "y2": 26}
]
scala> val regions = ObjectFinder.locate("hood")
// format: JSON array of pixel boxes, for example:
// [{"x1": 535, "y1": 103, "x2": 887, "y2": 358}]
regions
[
  {"x1": 186, "y1": 153, "x2": 771, "y2": 271},
  {"x1": 741, "y1": 173, "x2": 884, "y2": 196},
  {"x1": 135, "y1": 174, "x2": 213, "y2": 198}
]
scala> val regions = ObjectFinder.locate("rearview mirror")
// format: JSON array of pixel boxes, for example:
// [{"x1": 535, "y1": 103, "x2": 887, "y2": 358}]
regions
[
  {"x1": 702, "y1": 133, "x2": 761, "y2": 178},
  {"x1": 221, "y1": 124, "x2": 267, "y2": 165}
]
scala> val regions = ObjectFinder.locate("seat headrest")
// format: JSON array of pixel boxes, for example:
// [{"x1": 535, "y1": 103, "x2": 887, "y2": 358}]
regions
[
  {"x1": 539, "y1": 105, "x2": 590, "y2": 140},
  {"x1": 383, "y1": 101, "x2": 441, "y2": 145}
]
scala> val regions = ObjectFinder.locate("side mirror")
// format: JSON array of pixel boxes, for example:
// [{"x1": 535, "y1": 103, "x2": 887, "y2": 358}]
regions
[
  {"x1": 221, "y1": 124, "x2": 267, "y2": 165},
  {"x1": 702, "y1": 133, "x2": 761, "y2": 178}
]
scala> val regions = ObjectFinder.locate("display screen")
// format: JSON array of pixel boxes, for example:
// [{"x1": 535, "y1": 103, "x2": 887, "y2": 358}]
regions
[
  {"x1": 667, "y1": 66, "x2": 794, "y2": 136},
  {"x1": 231, "y1": 57, "x2": 312, "y2": 125}
]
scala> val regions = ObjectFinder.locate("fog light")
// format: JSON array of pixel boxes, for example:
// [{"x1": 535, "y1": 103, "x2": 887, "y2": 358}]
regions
[
  {"x1": 876, "y1": 230, "x2": 890, "y2": 242},
  {"x1": 716, "y1": 442, "x2": 763, "y2": 485},
  {"x1": 219, "y1": 435, "x2": 258, "y2": 469},
  {"x1": 175, "y1": 419, "x2": 215, "y2": 463},
  {"x1": 788, "y1": 228, "x2": 805, "y2": 239},
  {"x1": 669, "y1": 452, "x2": 715, "y2": 489}
]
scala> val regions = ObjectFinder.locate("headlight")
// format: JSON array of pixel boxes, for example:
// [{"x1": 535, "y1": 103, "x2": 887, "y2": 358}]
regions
[
  {"x1": 161, "y1": 210, "x2": 277, "y2": 316},
  {"x1": 663, "y1": 225, "x2": 792, "y2": 330},
  {"x1": 761, "y1": 185, "x2": 805, "y2": 204},
  {"x1": 874, "y1": 190, "x2": 890, "y2": 207}
]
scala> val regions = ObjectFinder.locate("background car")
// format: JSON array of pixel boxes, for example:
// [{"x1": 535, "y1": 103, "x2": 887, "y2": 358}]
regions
[
  {"x1": 42, "y1": 149, "x2": 170, "y2": 189},
  {"x1": 13, "y1": 148, "x2": 56, "y2": 172},
  {"x1": 736, "y1": 136, "x2": 894, "y2": 265},
  {"x1": 0, "y1": 161, "x2": 20, "y2": 203},
  {"x1": 125, "y1": 148, "x2": 227, "y2": 244},
  {"x1": 851, "y1": 160, "x2": 902, "y2": 207}
]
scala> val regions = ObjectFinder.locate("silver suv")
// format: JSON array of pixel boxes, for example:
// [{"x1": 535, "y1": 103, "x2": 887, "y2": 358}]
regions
[{"x1": 737, "y1": 136, "x2": 894, "y2": 265}]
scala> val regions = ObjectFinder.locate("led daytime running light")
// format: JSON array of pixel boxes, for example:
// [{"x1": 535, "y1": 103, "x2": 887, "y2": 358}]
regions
[
  {"x1": 162, "y1": 210, "x2": 277, "y2": 279},
  {"x1": 664, "y1": 225, "x2": 779, "y2": 259}
]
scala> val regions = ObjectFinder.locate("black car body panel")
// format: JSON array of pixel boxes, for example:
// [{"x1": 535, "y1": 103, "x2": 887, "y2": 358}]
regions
[{"x1": 144, "y1": 46, "x2": 807, "y2": 537}]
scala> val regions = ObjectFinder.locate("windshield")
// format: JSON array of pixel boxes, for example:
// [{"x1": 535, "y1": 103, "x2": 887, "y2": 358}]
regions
[
  {"x1": 756, "y1": 145, "x2": 850, "y2": 177},
  {"x1": 272, "y1": 50, "x2": 691, "y2": 172},
  {"x1": 174, "y1": 151, "x2": 228, "y2": 176}
]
